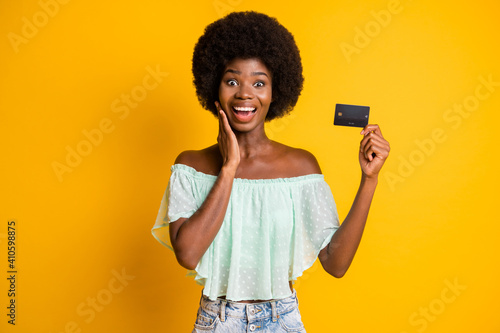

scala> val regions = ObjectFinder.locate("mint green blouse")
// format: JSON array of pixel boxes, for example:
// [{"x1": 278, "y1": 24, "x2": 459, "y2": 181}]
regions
[{"x1": 151, "y1": 164, "x2": 340, "y2": 301}]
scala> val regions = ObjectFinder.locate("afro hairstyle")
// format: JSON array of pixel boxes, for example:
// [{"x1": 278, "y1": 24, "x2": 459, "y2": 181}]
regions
[{"x1": 192, "y1": 11, "x2": 304, "y2": 121}]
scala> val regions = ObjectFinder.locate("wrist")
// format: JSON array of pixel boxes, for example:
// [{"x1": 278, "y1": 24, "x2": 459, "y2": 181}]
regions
[
  {"x1": 360, "y1": 173, "x2": 378, "y2": 188},
  {"x1": 220, "y1": 164, "x2": 238, "y2": 178}
]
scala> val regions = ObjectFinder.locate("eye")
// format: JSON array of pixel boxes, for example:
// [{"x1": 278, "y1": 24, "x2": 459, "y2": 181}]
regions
[
  {"x1": 227, "y1": 79, "x2": 238, "y2": 86},
  {"x1": 254, "y1": 81, "x2": 265, "y2": 87}
]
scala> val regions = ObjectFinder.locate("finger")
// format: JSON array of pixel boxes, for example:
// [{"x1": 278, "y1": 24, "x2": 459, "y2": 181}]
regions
[
  {"x1": 361, "y1": 128, "x2": 384, "y2": 140},
  {"x1": 360, "y1": 141, "x2": 377, "y2": 162},
  {"x1": 364, "y1": 143, "x2": 377, "y2": 162},
  {"x1": 362, "y1": 139, "x2": 390, "y2": 161},
  {"x1": 216, "y1": 103, "x2": 226, "y2": 130},
  {"x1": 360, "y1": 136, "x2": 389, "y2": 161},
  {"x1": 361, "y1": 135, "x2": 389, "y2": 153},
  {"x1": 218, "y1": 111, "x2": 223, "y2": 142},
  {"x1": 367, "y1": 143, "x2": 389, "y2": 161},
  {"x1": 360, "y1": 130, "x2": 390, "y2": 156},
  {"x1": 216, "y1": 102, "x2": 225, "y2": 144},
  {"x1": 360, "y1": 124, "x2": 384, "y2": 138},
  {"x1": 360, "y1": 134, "x2": 388, "y2": 153},
  {"x1": 360, "y1": 124, "x2": 380, "y2": 135},
  {"x1": 219, "y1": 109, "x2": 234, "y2": 136}
]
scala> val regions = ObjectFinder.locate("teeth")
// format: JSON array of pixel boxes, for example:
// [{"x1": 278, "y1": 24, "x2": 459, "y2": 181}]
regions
[{"x1": 233, "y1": 107, "x2": 256, "y2": 112}]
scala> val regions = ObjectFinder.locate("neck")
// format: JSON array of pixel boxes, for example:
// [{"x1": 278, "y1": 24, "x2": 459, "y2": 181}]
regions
[{"x1": 233, "y1": 126, "x2": 272, "y2": 159}]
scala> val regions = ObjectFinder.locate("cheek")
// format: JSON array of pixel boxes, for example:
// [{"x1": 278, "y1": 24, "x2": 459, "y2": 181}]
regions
[
  {"x1": 259, "y1": 89, "x2": 273, "y2": 105},
  {"x1": 218, "y1": 86, "x2": 229, "y2": 103}
]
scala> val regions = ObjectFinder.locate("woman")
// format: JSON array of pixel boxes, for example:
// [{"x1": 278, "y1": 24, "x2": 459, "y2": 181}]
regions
[{"x1": 152, "y1": 11, "x2": 390, "y2": 332}]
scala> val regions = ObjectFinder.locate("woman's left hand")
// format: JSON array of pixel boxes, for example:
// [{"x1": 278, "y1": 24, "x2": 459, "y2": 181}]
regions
[{"x1": 359, "y1": 124, "x2": 390, "y2": 178}]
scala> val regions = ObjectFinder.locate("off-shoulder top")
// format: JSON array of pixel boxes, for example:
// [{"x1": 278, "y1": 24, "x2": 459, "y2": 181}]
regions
[{"x1": 151, "y1": 164, "x2": 340, "y2": 301}]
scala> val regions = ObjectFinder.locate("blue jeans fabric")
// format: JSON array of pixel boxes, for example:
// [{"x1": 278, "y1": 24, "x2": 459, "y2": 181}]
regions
[{"x1": 192, "y1": 289, "x2": 306, "y2": 332}]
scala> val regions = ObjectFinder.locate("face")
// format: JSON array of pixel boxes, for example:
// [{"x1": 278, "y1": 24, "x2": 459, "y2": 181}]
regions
[{"x1": 218, "y1": 57, "x2": 273, "y2": 133}]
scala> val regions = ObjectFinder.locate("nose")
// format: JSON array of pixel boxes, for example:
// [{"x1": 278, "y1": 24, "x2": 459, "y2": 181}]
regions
[{"x1": 235, "y1": 83, "x2": 254, "y2": 99}]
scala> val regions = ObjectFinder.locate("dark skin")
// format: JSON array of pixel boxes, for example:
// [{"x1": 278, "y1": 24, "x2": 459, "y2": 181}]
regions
[{"x1": 169, "y1": 57, "x2": 390, "y2": 303}]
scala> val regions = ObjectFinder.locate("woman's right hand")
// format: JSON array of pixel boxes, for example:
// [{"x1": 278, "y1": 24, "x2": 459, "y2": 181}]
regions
[
  {"x1": 215, "y1": 101, "x2": 240, "y2": 172},
  {"x1": 169, "y1": 105, "x2": 240, "y2": 269}
]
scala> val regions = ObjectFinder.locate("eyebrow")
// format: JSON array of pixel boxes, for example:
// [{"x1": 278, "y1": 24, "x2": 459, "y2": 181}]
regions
[{"x1": 224, "y1": 69, "x2": 269, "y2": 78}]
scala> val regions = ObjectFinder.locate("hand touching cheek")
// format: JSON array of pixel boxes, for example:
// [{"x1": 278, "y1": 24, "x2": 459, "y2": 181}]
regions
[{"x1": 216, "y1": 101, "x2": 240, "y2": 171}]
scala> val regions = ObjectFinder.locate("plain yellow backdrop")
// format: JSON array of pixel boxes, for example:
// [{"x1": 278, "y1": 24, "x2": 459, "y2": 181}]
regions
[{"x1": 1, "y1": 0, "x2": 499, "y2": 332}]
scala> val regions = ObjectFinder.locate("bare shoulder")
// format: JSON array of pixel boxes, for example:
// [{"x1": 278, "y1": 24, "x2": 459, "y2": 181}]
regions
[
  {"x1": 273, "y1": 142, "x2": 322, "y2": 176},
  {"x1": 174, "y1": 145, "x2": 222, "y2": 176}
]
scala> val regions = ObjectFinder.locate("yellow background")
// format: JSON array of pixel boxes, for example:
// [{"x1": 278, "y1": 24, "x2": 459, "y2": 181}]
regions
[{"x1": 1, "y1": 0, "x2": 499, "y2": 332}]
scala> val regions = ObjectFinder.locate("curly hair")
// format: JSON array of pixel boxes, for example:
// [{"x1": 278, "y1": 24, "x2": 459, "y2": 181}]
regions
[{"x1": 192, "y1": 11, "x2": 304, "y2": 121}]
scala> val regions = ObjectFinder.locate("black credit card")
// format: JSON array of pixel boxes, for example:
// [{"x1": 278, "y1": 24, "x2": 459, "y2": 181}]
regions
[{"x1": 334, "y1": 104, "x2": 370, "y2": 128}]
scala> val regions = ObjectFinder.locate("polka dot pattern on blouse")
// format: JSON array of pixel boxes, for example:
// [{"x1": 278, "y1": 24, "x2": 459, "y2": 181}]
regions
[{"x1": 151, "y1": 164, "x2": 340, "y2": 301}]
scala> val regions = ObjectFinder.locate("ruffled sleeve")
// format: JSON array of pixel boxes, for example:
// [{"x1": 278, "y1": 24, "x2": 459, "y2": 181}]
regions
[
  {"x1": 151, "y1": 165, "x2": 201, "y2": 250},
  {"x1": 289, "y1": 179, "x2": 340, "y2": 280}
]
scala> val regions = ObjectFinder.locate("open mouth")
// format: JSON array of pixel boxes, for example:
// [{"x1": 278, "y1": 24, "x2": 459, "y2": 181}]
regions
[{"x1": 232, "y1": 106, "x2": 257, "y2": 121}]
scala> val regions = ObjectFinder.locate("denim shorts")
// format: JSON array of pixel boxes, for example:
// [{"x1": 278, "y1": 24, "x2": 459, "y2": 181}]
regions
[{"x1": 192, "y1": 289, "x2": 306, "y2": 332}]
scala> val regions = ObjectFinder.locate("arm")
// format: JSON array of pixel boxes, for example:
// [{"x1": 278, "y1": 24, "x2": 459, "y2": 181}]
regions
[
  {"x1": 319, "y1": 124, "x2": 390, "y2": 278},
  {"x1": 169, "y1": 103, "x2": 239, "y2": 270}
]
